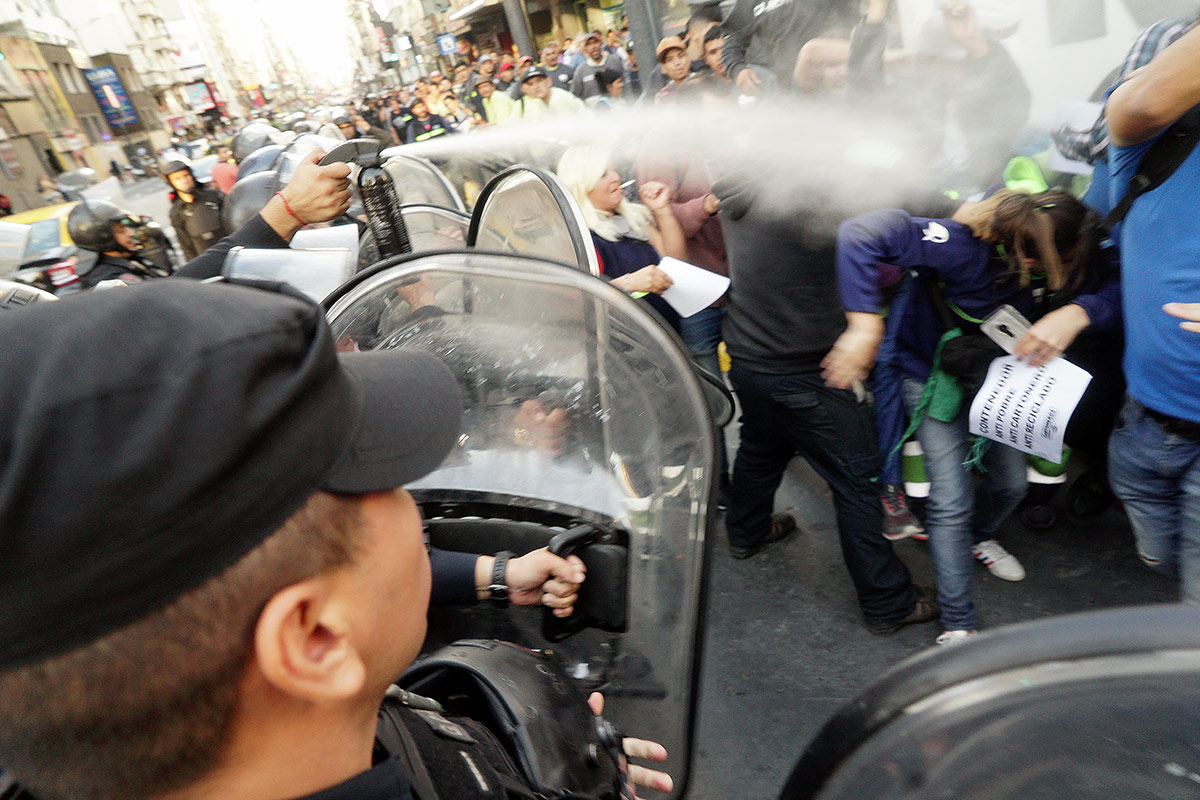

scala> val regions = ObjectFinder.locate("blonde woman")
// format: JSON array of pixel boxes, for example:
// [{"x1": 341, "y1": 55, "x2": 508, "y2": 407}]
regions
[{"x1": 556, "y1": 145, "x2": 686, "y2": 328}]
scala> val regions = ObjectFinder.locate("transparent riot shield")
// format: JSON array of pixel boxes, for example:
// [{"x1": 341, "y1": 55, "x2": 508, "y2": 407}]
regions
[
  {"x1": 467, "y1": 166, "x2": 600, "y2": 275},
  {"x1": 380, "y1": 153, "x2": 466, "y2": 211},
  {"x1": 386, "y1": 139, "x2": 538, "y2": 211},
  {"x1": 779, "y1": 605, "x2": 1200, "y2": 800},
  {"x1": 356, "y1": 205, "x2": 471, "y2": 270},
  {"x1": 326, "y1": 251, "x2": 715, "y2": 799}
]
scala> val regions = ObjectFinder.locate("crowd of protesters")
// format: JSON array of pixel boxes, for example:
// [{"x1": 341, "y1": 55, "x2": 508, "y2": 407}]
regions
[{"x1": 339, "y1": 18, "x2": 735, "y2": 145}]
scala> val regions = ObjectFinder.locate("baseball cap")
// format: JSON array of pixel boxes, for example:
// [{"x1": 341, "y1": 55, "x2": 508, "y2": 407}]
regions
[
  {"x1": 521, "y1": 66, "x2": 549, "y2": 83},
  {"x1": 479, "y1": 53, "x2": 495, "y2": 62},
  {"x1": 656, "y1": 35, "x2": 686, "y2": 62},
  {"x1": 499, "y1": 59, "x2": 514, "y2": 70},
  {"x1": 584, "y1": 31, "x2": 602, "y2": 43},
  {"x1": 0, "y1": 279, "x2": 462, "y2": 669}
]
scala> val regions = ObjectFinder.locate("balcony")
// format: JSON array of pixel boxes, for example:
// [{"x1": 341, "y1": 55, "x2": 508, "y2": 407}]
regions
[
  {"x1": 145, "y1": 32, "x2": 175, "y2": 53},
  {"x1": 140, "y1": 69, "x2": 177, "y2": 92}
]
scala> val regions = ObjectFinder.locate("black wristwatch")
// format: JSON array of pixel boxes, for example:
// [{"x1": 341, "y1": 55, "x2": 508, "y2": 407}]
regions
[{"x1": 488, "y1": 551, "x2": 514, "y2": 606}]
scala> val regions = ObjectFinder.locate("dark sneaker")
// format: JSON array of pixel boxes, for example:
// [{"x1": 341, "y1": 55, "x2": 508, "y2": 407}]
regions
[
  {"x1": 729, "y1": 512, "x2": 797, "y2": 560},
  {"x1": 865, "y1": 585, "x2": 939, "y2": 634},
  {"x1": 880, "y1": 484, "x2": 925, "y2": 541},
  {"x1": 1063, "y1": 468, "x2": 1115, "y2": 525},
  {"x1": 1019, "y1": 502, "x2": 1057, "y2": 530}
]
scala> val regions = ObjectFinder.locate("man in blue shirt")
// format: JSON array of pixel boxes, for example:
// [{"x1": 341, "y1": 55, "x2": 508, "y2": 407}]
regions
[{"x1": 1106, "y1": 19, "x2": 1200, "y2": 605}]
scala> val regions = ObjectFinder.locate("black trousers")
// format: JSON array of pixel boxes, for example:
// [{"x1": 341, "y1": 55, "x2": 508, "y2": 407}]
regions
[{"x1": 726, "y1": 363, "x2": 918, "y2": 623}]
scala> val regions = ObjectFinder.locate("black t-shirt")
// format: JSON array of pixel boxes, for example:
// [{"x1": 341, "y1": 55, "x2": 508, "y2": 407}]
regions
[
  {"x1": 296, "y1": 757, "x2": 413, "y2": 800},
  {"x1": 406, "y1": 115, "x2": 452, "y2": 142},
  {"x1": 390, "y1": 107, "x2": 414, "y2": 143}
]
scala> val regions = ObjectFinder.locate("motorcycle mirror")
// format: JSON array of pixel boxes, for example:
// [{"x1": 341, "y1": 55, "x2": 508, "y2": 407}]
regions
[{"x1": 319, "y1": 138, "x2": 384, "y2": 168}]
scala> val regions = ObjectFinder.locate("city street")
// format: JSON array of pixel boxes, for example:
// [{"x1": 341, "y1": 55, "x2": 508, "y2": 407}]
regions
[
  {"x1": 688, "y1": 436, "x2": 1173, "y2": 799},
  {"x1": 102, "y1": 172, "x2": 1175, "y2": 800}
]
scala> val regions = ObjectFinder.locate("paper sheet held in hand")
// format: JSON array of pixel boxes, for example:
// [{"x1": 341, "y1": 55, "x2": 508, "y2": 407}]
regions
[
  {"x1": 657, "y1": 256, "x2": 730, "y2": 318},
  {"x1": 968, "y1": 355, "x2": 1092, "y2": 463}
]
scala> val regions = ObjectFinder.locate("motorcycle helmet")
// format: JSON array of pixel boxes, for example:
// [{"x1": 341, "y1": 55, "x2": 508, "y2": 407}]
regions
[
  {"x1": 232, "y1": 121, "x2": 284, "y2": 163},
  {"x1": 236, "y1": 144, "x2": 286, "y2": 180},
  {"x1": 68, "y1": 199, "x2": 132, "y2": 253},
  {"x1": 223, "y1": 171, "x2": 278, "y2": 232}
]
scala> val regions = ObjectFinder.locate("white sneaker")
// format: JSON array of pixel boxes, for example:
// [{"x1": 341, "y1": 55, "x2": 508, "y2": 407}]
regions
[
  {"x1": 972, "y1": 539, "x2": 1026, "y2": 581},
  {"x1": 935, "y1": 629, "x2": 977, "y2": 646}
]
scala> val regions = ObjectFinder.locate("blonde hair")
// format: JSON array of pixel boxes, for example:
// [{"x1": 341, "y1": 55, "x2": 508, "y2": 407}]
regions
[{"x1": 556, "y1": 145, "x2": 654, "y2": 242}]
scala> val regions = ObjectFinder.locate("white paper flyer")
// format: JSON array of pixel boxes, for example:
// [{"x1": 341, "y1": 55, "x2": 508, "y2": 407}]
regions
[
  {"x1": 657, "y1": 256, "x2": 730, "y2": 318},
  {"x1": 968, "y1": 355, "x2": 1093, "y2": 463}
]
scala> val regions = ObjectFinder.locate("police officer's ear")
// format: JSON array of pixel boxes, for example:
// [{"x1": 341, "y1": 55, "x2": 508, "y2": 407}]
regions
[{"x1": 252, "y1": 578, "x2": 367, "y2": 703}]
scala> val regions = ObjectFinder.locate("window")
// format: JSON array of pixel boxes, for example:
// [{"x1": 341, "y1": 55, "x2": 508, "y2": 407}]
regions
[
  {"x1": 81, "y1": 116, "x2": 98, "y2": 143},
  {"x1": 23, "y1": 219, "x2": 62, "y2": 261}
]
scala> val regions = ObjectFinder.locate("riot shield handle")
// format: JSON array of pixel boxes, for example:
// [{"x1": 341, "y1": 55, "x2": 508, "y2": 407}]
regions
[{"x1": 543, "y1": 523, "x2": 607, "y2": 643}]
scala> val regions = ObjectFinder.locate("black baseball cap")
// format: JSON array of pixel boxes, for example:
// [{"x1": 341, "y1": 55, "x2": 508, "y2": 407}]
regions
[
  {"x1": 521, "y1": 66, "x2": 549, "y2": 83},
  {"x1": 0, "y1": 279, "x2": 462, "y2": 669}
]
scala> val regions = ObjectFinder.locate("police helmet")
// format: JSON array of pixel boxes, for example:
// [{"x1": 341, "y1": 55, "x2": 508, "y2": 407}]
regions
[
  {"x1": 236, "y1": 144, "x2": 286, "y2": 181},
  {"x1": 223, "y1": 171, "x2": 278, "y2": 233},
  {"x1": 160, "y1": 158, "x2": 195, "y2": 191},
  {"x1": 67, "y1": 199, "x2": 132, "y2": 253},
  {"x1": 231, "y1": 121, "x2": 283, "y2": 163},
  {"x1": 160, "y1": 157, "x2": 193, "y2": 175}
]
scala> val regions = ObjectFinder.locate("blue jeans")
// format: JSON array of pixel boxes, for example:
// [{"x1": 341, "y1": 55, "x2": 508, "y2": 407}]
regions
[
  {"x1": 1108, "y1": 395, "x2": 1200, "y2": 605},
  {"x1": 902, "y1": 379, "x2": 1027, "y2": 631},
  {"x1": 679, "y1": 306, "x2": 723, "y2": 382},
  {"x1": 727, "y1": 364, "x2": 918, "y2": 623},
  {"x1": 680, "y1": 306, "x2": 728, "y2": 477}
]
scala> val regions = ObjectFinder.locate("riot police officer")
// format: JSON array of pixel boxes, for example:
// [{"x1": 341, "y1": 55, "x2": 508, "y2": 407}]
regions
[
  {"x1": 66, "y1": 199, "x2": 172, "y2": 289},
  {"x1": 163, "y1": 158, "x2": 228, "y2": 261},
  {"x1": 0, "y1": 280, "x2": 669, "y2": 800}
]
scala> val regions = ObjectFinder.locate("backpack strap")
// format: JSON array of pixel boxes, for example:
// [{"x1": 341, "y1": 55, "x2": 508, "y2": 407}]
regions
[
  {"x1": 378, "y1": 691, "x2": 442, "y2": 800},
  {"x1": 1103, "y1": 103, "x2": 1200, "y2": 231}
]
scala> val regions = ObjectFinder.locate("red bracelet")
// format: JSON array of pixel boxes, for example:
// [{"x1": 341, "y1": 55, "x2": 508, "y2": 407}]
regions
[{"x1": 274, "y1": 191, "x2": 305, "y2": 225}]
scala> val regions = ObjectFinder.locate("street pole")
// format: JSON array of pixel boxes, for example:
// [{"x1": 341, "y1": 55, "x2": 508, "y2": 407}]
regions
[
  {"x1": 501, "y1": 0, "x2": 535, "y2": 57},
  {"x1": 623, "y1": 0, "x2": 661, "y2": 87}
]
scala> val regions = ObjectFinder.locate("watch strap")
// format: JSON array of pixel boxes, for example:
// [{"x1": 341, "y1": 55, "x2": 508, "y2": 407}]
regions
[{"x1": 488, "y1": 550, "x2": 514, "y2": 605}]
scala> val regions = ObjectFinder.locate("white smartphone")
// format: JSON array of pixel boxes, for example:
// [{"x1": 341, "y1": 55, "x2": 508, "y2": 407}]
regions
[{"x1": 980, "y1": 304, "x2": 1032, "y2": 354}]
